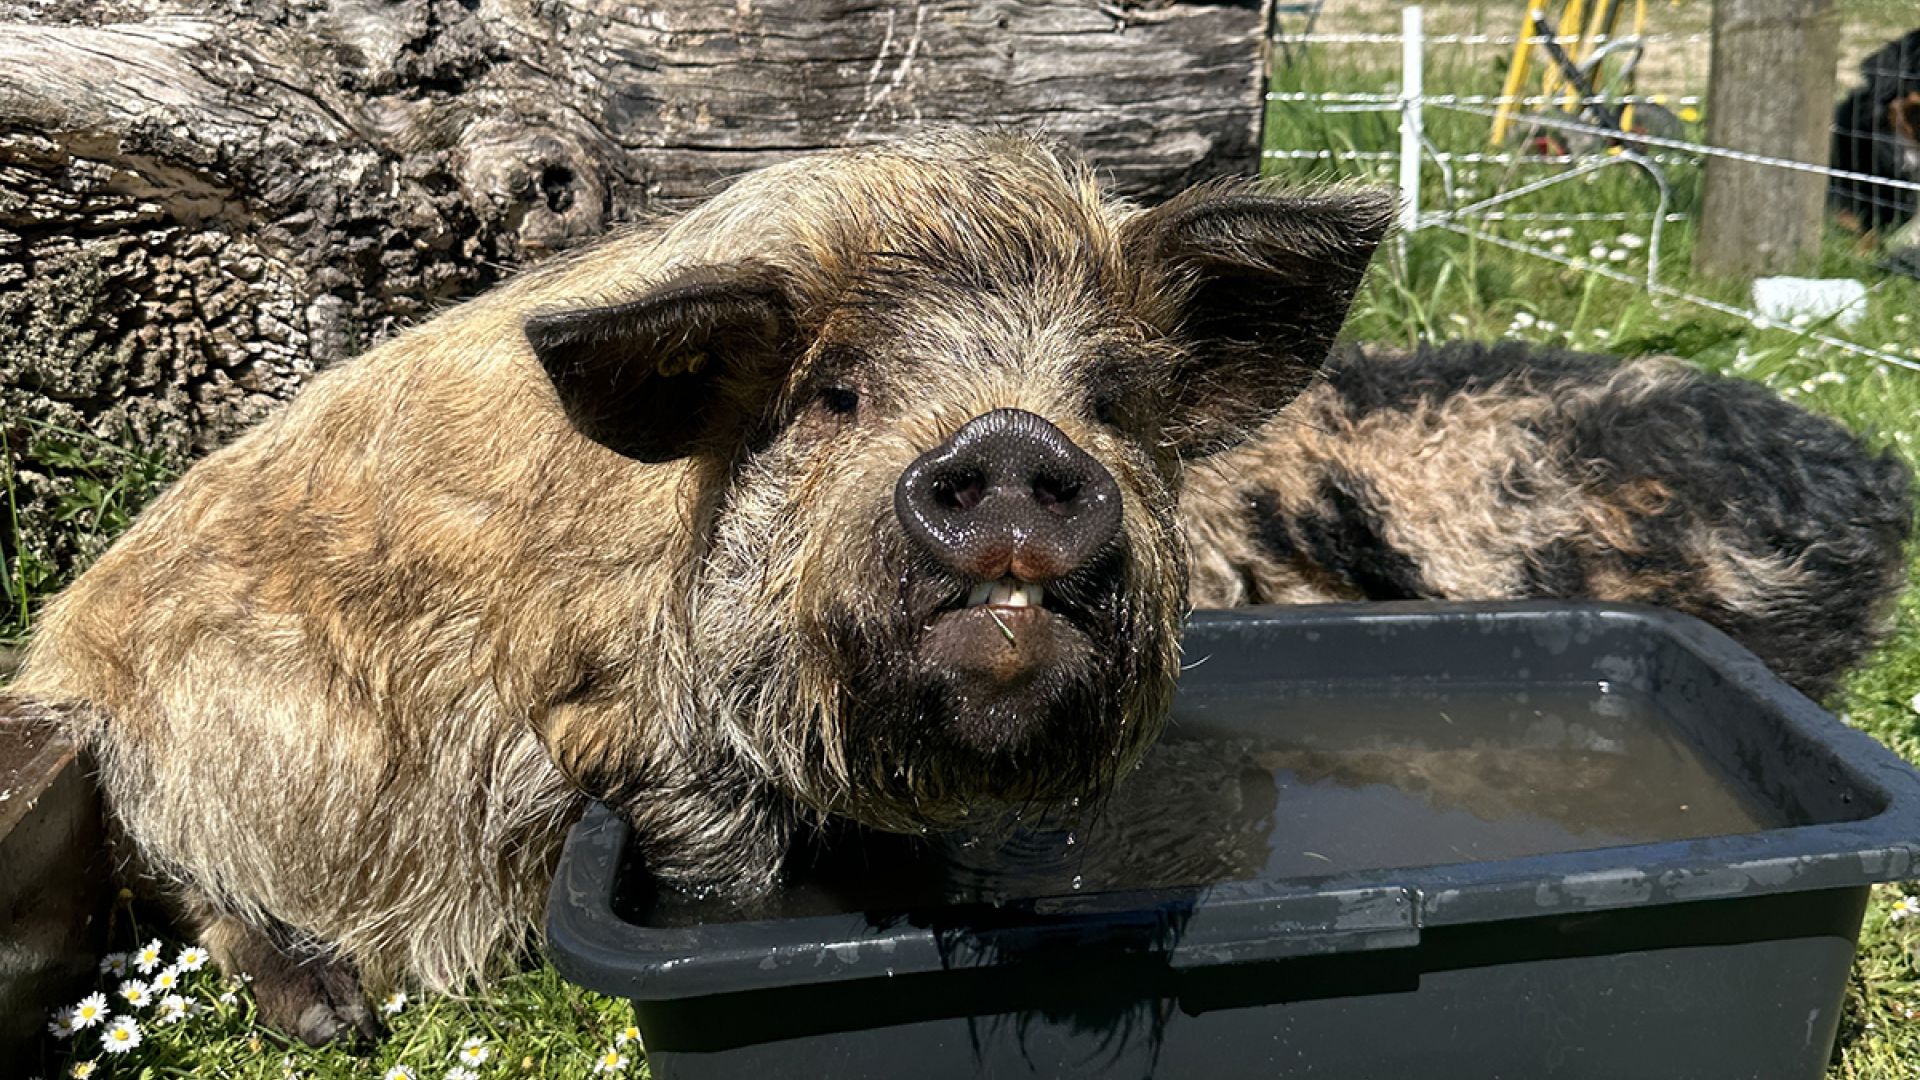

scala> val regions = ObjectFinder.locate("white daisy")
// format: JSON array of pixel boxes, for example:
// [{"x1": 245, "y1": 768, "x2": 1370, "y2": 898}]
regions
[
  {"x1": 133, "y1": 939, "x2": 166, "y2": 974},
  {"x1": 71, "y1": 992, "x2": 109, "y2": 1029},
  {"x1": 98, "y1": 953, "x2": 130, "y2": 977},
  {"x1": 175, "y1": 945, "x2": 210, "y2": 971},
  {"x1": 157, "y1": 995, "x2": 190, "y2": 1025},
  {"x1": 594, "y1": 1049, "x2": 630, "y2": 1073},
  {"x1": 382, "y1": 991, "x2": 408, "y2": 1015},
  {"x1": 457, "y1": 1037, "x2": 490, "y2": 1066},
  {"x1": 383, "y1": 1067, "x2": 417, "y2": 1080},
  {"x1": 615, "y1": 1024, "x2": 642, "y2": 1047},
  {"x1": 1891, "y1": 895, "x2": 1920, "y2": 921},
  {"x1": 100, "y1": 1016, "x2": 141, "y2": 1054},
  {"x1": 118, "y1": 980, "x2": 152, "y2": 1009},
  {"x1": 444, "y1": 1069, "x2": 479, "y2": 1080},
  {"x1": 70, "y1": 1062, "x2": 98, "y2": 1079},
  {"x1": 218, "y1": 989, "x2": 239, "y2": 1006},
  {"x1": 47, "y1": 1009, "x2": 77, "y2": 1040},
  {"x1": 149, "y1": 967, "x2": 181, "y2": 993}
]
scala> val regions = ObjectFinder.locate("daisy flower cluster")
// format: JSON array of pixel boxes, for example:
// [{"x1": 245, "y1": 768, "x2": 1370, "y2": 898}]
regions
[
  {"x1": 52, "y1": 934, "x2": 650, "y2": 1077},
  {"x1": 1513, "y1": 227, "x2": 1648, "y2": 269},
  {"x1": 1504, "y1": 309, "x2": 1563, "y2": 341},
  {"x1": 1519, "y1": 224, "x2": 1579, "y2": 257},
  {"x1": 46, "y1": 939, "x2": 221, "y2": 1076},
  {"x1": 591, "y1": 1023, "x2": 644, "y2": 1072}
]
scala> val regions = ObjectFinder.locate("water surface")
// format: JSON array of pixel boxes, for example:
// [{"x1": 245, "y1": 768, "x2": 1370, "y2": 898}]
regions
[{"x1": 635, "y1": 681, "x2": 1773, "y2": 927}]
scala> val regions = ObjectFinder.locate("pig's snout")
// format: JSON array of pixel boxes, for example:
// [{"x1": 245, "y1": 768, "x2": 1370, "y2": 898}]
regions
[{"x1": 894, "y1": 408, "x2": 1122, "y2": 583}]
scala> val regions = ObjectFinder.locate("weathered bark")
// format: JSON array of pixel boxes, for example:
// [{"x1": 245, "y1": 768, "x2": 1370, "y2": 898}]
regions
[
  {"x1": 1694, "y1": 0, "x2": 1840, "y2": 279},
  {"x1": 0, "y1": 0, "x2": 1267, "y2": 584}
]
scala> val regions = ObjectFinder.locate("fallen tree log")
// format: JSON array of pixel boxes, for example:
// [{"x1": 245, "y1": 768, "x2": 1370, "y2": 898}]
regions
[{"x1": 0, "y1": 0, "x2": 1269, "y2": 592}]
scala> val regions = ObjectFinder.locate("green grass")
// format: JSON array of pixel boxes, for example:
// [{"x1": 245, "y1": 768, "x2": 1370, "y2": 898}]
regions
[
  {"x1": 13, "y1": 21, "x2": 1920, "y2": 1076},
  {"x1": 32, "y1": 920, "x2": 641, "y2": 1079},
  {"x1": 2, "y1": 417, "x2": 175, "y2": 651}
]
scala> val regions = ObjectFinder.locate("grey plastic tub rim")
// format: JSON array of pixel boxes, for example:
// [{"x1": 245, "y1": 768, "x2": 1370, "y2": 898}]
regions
[{"x1": 544, "y1": 600, "x2": 1920, "y2": 1004}]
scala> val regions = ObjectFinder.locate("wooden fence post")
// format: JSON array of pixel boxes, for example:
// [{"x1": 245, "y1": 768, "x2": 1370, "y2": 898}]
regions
[{"x1": 1693, "y1": 0, "x2": 1839, "y2": 279}]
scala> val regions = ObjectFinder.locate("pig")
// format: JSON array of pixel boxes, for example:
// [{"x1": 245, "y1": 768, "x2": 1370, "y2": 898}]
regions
[
  {"x1": 1183, "y1": 340, "x2": 1913, "y2": 697},
  {"x1": 5, "y1": 131, "x2": 1908, "y2": 1044},
  {"x1": 9, "y1": 131, "x2": 1392, "y2": 1041}
]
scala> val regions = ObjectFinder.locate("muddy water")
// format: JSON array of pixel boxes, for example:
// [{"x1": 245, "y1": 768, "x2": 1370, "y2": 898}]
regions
[{"x1": 636, "y1": 682, "x2": 1776, "y2": 927}]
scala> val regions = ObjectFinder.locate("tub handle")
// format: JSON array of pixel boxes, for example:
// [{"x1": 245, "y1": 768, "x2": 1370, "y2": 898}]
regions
[{"x1": 1164, "y1": 886, "x2": 1421, "y2": 969}]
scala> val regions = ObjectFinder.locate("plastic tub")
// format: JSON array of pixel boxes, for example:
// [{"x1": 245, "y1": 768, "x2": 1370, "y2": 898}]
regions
[{"x1": 546, "y1": 602, "x2": 1920, "y2": 1079}]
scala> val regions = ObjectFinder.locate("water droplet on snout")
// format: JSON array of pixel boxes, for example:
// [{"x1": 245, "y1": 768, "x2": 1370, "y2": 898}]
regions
[{"x1": 1071, "y1": 875, "x2": 1084, "y2": 890}]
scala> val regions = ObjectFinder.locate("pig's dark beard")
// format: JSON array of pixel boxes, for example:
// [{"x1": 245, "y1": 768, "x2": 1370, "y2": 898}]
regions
[{"x1": 814, "y1": 543, "x2": 1170, "y2": 835}]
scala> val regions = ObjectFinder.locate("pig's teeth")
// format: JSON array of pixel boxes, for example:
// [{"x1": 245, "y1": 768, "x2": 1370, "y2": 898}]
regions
[
  {"x1": 965, "y1": 579, "x2": 1048, "y2": 609},
  {"x1": 1003, "y1": 582, "x2": 1041, "y2": 608}
]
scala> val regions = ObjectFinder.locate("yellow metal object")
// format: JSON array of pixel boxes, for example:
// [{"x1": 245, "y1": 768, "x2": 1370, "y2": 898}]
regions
[
  {"x1": 1491, "y1": 0, "x2": 1552, "y2": 144},
  {"x1": 1489, "y1": 0, "x2": 1655, "y2": 146},
  {"x1": 1618, "y1": 0, "x2": 1647, "y2": 132}
]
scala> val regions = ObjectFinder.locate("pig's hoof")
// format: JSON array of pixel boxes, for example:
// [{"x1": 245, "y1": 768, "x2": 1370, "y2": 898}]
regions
[
  {"x1": 201, "y1": 914, "x2": 382, "y2": 1047},
  {"x1": 254, "y1": 953, "x2": 381, "y2": 1047}
]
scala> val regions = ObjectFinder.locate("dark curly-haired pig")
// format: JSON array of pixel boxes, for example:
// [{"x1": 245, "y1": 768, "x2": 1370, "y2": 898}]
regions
[
  {"x1": 3, "y1": 132, "x2": 1908, "y2": 1043},
  {"x1": 1183, "y1": 340, "x2": 1912, "y2": 697}
]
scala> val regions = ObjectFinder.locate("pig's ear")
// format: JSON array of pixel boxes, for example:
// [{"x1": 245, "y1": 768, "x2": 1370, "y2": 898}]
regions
[
  {"x1": 524, "y1": 265, "x2": 798, "y2": 462},
  {"x1": 1124, "y1": 186, "x2": 1393, "y2": 456}
]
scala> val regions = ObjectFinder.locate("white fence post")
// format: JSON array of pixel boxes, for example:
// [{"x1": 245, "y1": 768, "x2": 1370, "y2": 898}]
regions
[{"x1": 1398, "y1": 4, "x2": 1425, "y2": 257}]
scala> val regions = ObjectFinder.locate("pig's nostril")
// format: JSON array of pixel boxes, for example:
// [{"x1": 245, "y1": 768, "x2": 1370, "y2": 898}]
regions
[
  {"x1": 933, "y1": 471, "x2": 986, "y2": 512},
  {"x1": 1031, "y1": 474, "x2": 1081, "y2": 511},
  {"x1": 895, "y1": 408, "x2": 1122, "y2": 583}
]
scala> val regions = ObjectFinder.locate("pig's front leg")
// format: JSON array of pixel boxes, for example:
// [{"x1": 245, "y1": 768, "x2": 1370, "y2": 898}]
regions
[{"x1": 533, "y1": 696, "x2": 798, "y2": 897}]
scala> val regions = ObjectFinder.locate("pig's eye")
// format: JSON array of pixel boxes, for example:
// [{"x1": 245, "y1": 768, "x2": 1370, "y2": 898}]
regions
[
  {"x1": 818, "y1": 386, "x2": 860, "y2": 417},
  {"x1": 1092, "y1": 392, "x2": 1124, "y2": 429}
]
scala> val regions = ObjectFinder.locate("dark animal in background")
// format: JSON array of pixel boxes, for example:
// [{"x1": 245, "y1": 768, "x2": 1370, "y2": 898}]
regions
[
  {"x1": 1830, "y1": 29, "x2": 1920, "y2": 237},
  {"x1": 1183, "y1": 341, "x2": 1913, "y2": 698},
  {"x1": 1, "y1": 132, "x2": 1908, "y2": 1046}
]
